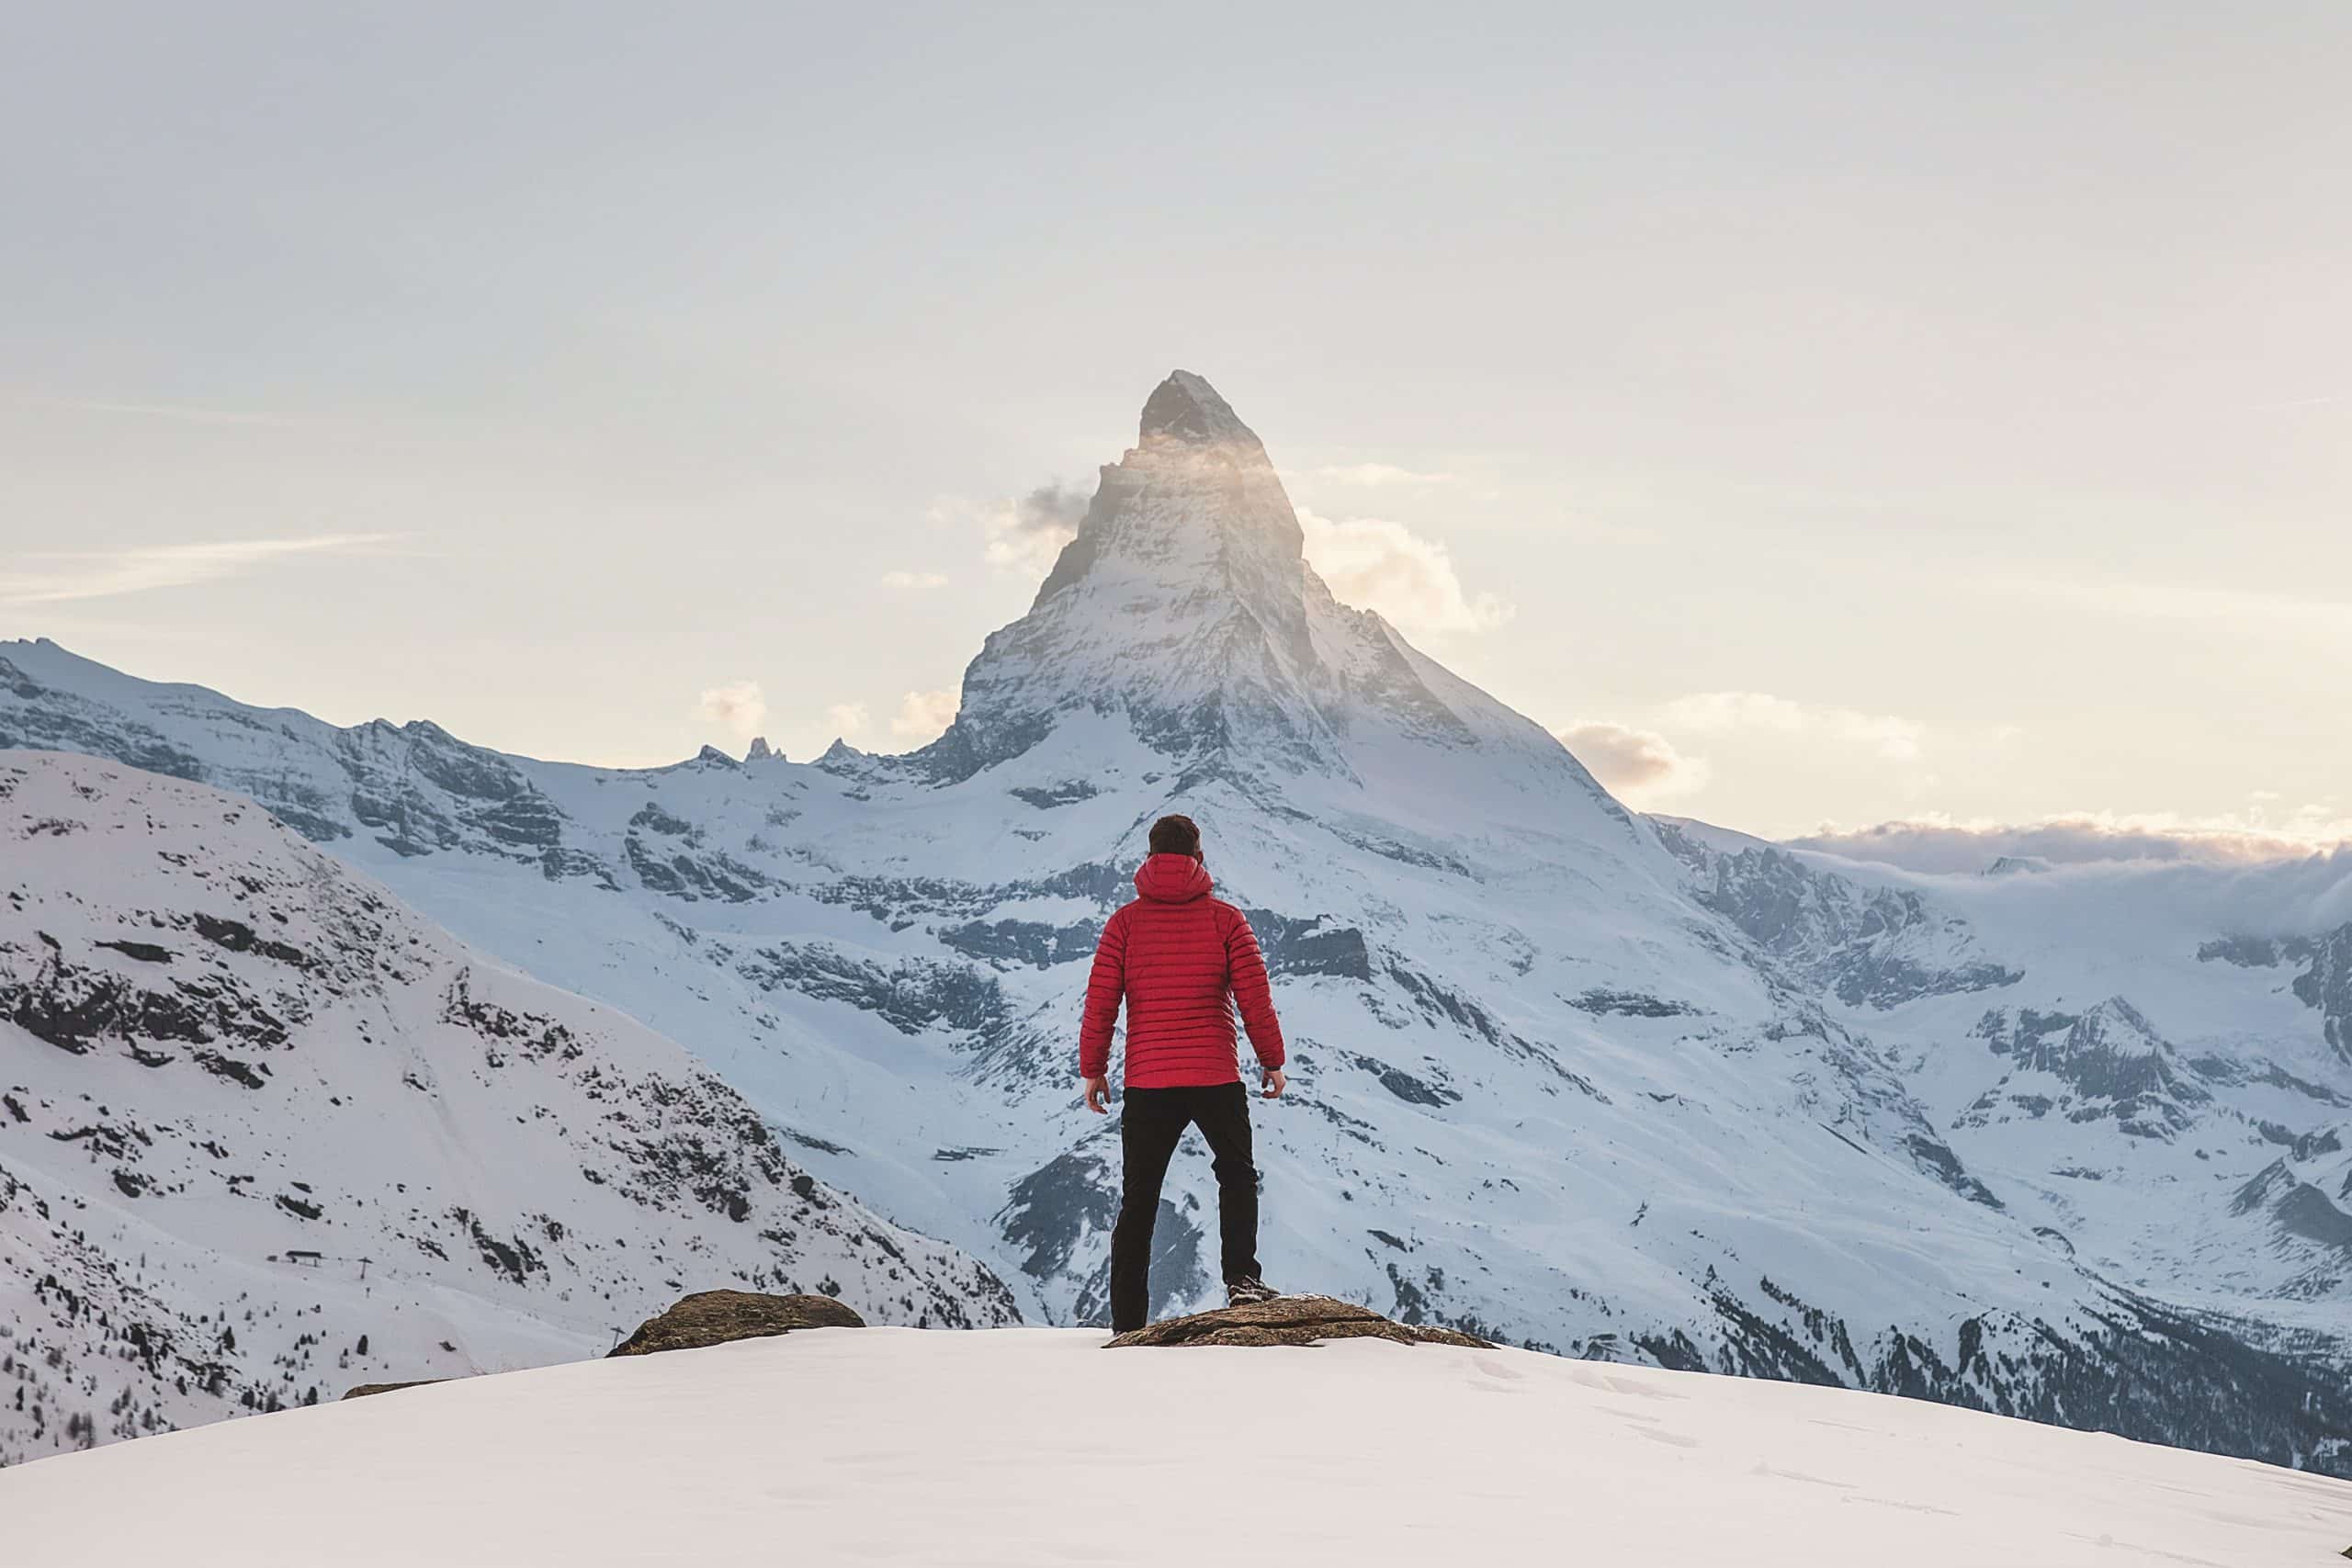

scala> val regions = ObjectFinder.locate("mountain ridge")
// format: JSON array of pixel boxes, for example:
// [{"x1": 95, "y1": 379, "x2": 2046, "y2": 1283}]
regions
[{"x1": 0, "y1": 751, "x2": 1016, "y2": 1465}]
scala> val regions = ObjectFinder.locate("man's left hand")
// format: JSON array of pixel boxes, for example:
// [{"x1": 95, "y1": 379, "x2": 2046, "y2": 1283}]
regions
[
  {"x1": 1081, "y1": 1075, "x2": 1111, "y2": 1114},
  {"x1": 1261, "y1": 1067, "x2": 1286, "y2": 1100}
]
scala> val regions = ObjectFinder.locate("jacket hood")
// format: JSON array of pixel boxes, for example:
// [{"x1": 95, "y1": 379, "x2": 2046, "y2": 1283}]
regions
[{"x1": 1134, "y1": 852, "x2": 1214, "y2": 904}]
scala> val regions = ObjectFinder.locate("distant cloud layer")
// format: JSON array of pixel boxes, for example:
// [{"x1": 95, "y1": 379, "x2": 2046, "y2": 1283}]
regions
[
  {"x1": 890, "y1": 688, "x2": 959, "y2": 741},
  {"x1": 1298, "y1": 508, "x2": 1511, "y2": 638},
  {"x1": 881, "y1": 570, "x2": 948, "y2": 590},
  {"x1": 0, "y1": 535, "x2": 399, "y2": 605},
  {"x1": 1787, "y1": 814, "x2": 2352, "y2": 872},
  {"x1": 825, "y1": 702, "x2": 870, "y2": 739},
  {"x1": 696, "y1": 680, "x2": 767, "y2": 739},
  {"x1": 1555, "y1": 720, "x2": 1711, "y2": 805}
]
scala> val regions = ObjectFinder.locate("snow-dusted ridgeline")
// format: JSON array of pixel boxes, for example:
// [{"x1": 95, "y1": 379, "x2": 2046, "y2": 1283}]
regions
[{"x1": 0, "y1": 754, "x2": 1014, "y2": 1464}]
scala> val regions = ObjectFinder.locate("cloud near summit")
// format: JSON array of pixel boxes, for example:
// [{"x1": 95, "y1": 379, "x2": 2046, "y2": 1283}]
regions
[
  {"x1": 942, "y1": 479, "x2": 1510, "y2": 644},
  {"x1": 1554, "y1": 721, "x2": 1711, "y2": 806},
  {"x1": 977, "y1": 483, "x2": 1091, "y2": 579},
  {"x1": 1297, "y1": 509, "x2": 1511, "y2": 639}
]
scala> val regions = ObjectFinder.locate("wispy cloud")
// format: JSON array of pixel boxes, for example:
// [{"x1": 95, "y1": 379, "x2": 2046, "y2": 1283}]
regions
[
  {"x1": 881, "y1": 570, "x2": 949, "y2": 590},
  {"x1": 933, "y1": 482, "x2": 1092, "y2": 581},
  {"x1": 890, "y1": 688, "x2": 959, "y2": 741},
  {"x1": 696, "y1": 680, "x2": 766, "y2": 739},
  {"x1": 1303, "y1": 462, "x2": 1463, "y2": 488},
  {"x1": 1299, "y1": 508, "x2": 1511, "y2": 638},
  {"x1": 1659, "y1": 691, "x2": 1926, "y2": 762},
  {"x1": 2017, "y1": 579, "x2": 2352, "y2": 640},
  {"x1": 825, "y1": 702, "x2": 871, "y2": 739},
  {"x1": 1555, "y1": 720, "x2": 1711, "y2": 805},
  {"x1": 0, "y1": 535, "x2": 402, "y2": 605},
  {"x1": 7, "y1": 392, "x2": 299, "y2": 427}
]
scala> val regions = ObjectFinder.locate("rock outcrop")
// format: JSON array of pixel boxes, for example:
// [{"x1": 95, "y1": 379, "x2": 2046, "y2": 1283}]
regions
[
  {"x1": 608, "y1": 1290, "x2": 865, "y2": 1357},
  {"x1": 342, "y1": 1380, "x2": 446, "y2": 1401},
  {"x1": 1104, "y1": 1295, "x2": 1489, "y2": 1349}
]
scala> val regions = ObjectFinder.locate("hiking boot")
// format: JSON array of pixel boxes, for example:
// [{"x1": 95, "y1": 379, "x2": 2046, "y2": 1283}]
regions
[{"x1": 1226, "y1": 1277, "x2": 1280, "y2": 1307}]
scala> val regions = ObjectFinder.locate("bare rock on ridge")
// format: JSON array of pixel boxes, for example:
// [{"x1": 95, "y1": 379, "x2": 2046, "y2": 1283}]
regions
[
  {"x1": 342, "y1": 1380, "x2": 447, "y2": 1401},
  {"x1": 1104, "y1": 1294, "x2": 1491, "y2": 1349},
  {"x1": 607, "y1": 1290, "x2": 865, "y2": 1358}
]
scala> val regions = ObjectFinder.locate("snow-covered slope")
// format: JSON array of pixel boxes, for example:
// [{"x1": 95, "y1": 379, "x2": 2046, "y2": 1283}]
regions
[
  {"x1": 1658, "y1": 827, "x2": 2352, "y2": 1337},
  {"x1": 5, "y1": 1328, "x2": 2348, "y2": 1568},
  {"x1": 4, "y1": 372, "x2": 2349, "y2": 1473},
  {"x1": 0, "y1": 753, "x2": 1015, "y2": 1464}
]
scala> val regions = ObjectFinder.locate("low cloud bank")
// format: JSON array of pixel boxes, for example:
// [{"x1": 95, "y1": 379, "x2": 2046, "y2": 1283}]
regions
[{"x1": 1787, "y1": 817, "x2": 2352, "y2": 873}]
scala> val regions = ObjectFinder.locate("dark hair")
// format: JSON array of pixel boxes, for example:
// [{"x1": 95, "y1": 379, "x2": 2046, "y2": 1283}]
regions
[{"x1": 1148, "y1": 813, "x2": 1202, "y2": 858}]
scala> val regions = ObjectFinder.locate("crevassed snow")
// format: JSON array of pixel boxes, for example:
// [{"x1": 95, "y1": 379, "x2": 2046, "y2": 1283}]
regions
[{"x1": 4, "y1": 1328, "x2": 2347, "y2": 1568}]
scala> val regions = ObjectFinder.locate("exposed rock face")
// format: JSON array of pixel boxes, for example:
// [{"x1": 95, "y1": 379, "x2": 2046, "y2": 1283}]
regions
[
  {"x1": 1962, "y1": 998, "x2": 2213, "y2": 1141},
  {"x1": 608, "y1": 1290, "x2": 866, "y2": 1357},
  {"x1": 2201, "y1": 922, "x2": 2352, "y2": 1066},
  {"x1": 1657, "y1": 830, "x2": 2024, "y2": 1009},
  {"x1": 1105, "y1": 1295, "x2": 1490, "y2": 1349}
]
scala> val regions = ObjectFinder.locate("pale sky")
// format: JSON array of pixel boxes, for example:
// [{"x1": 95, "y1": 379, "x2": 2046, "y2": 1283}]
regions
[{"x1": 3, "y1": 4, "x2": 2347, "y2": 849}]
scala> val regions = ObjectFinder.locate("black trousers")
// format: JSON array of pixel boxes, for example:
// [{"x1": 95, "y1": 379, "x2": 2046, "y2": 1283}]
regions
[{"x1": 1109, "y1": 1081, "x2": 1261, "y2": 1335}]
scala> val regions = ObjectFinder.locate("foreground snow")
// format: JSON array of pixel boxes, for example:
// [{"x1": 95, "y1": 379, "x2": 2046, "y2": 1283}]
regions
[{"x1": 5, "y1": 1329, "x2": 2347, "y2": 1566}]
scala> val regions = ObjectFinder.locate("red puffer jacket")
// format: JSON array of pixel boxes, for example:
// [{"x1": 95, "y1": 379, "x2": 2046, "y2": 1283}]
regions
[{"x1": 1078, "y1": 854, "x2": 1286, "y2": 1089}]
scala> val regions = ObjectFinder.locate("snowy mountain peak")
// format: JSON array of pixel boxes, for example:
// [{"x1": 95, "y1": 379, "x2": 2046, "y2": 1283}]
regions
[
  {"x1": 931, "y1": 373, "x2": 1617, "y2": 818},
  {"x1": 1029, "y1": 372, "x2": 1302, "y2": 615},
  {"x1": 1137, "y1": 368, "x2": 1264, "y2": 455},
  {"x1": 1984, "y1": 854, "x2": 2052, "y2": 876}
]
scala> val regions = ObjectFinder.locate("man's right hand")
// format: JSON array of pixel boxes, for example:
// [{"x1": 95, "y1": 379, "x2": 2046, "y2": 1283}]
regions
[{"x1": 1081, "y1": 1075, "x2": 1111, "y2": 1114}]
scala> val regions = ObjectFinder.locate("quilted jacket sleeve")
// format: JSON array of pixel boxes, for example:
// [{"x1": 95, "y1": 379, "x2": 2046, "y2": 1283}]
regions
[
  {"x1": 1078, "y1": 908, "x2": 1129, "y2": 1079},
  {"x1": 1224, "y1": 908, "x2": 1286, "y2": 1071}
]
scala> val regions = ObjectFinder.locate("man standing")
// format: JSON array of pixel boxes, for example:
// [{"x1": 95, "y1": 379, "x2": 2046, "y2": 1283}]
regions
[{"x1": 1080, "y1": 813, "x2": 1286, "y2": 1333}]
